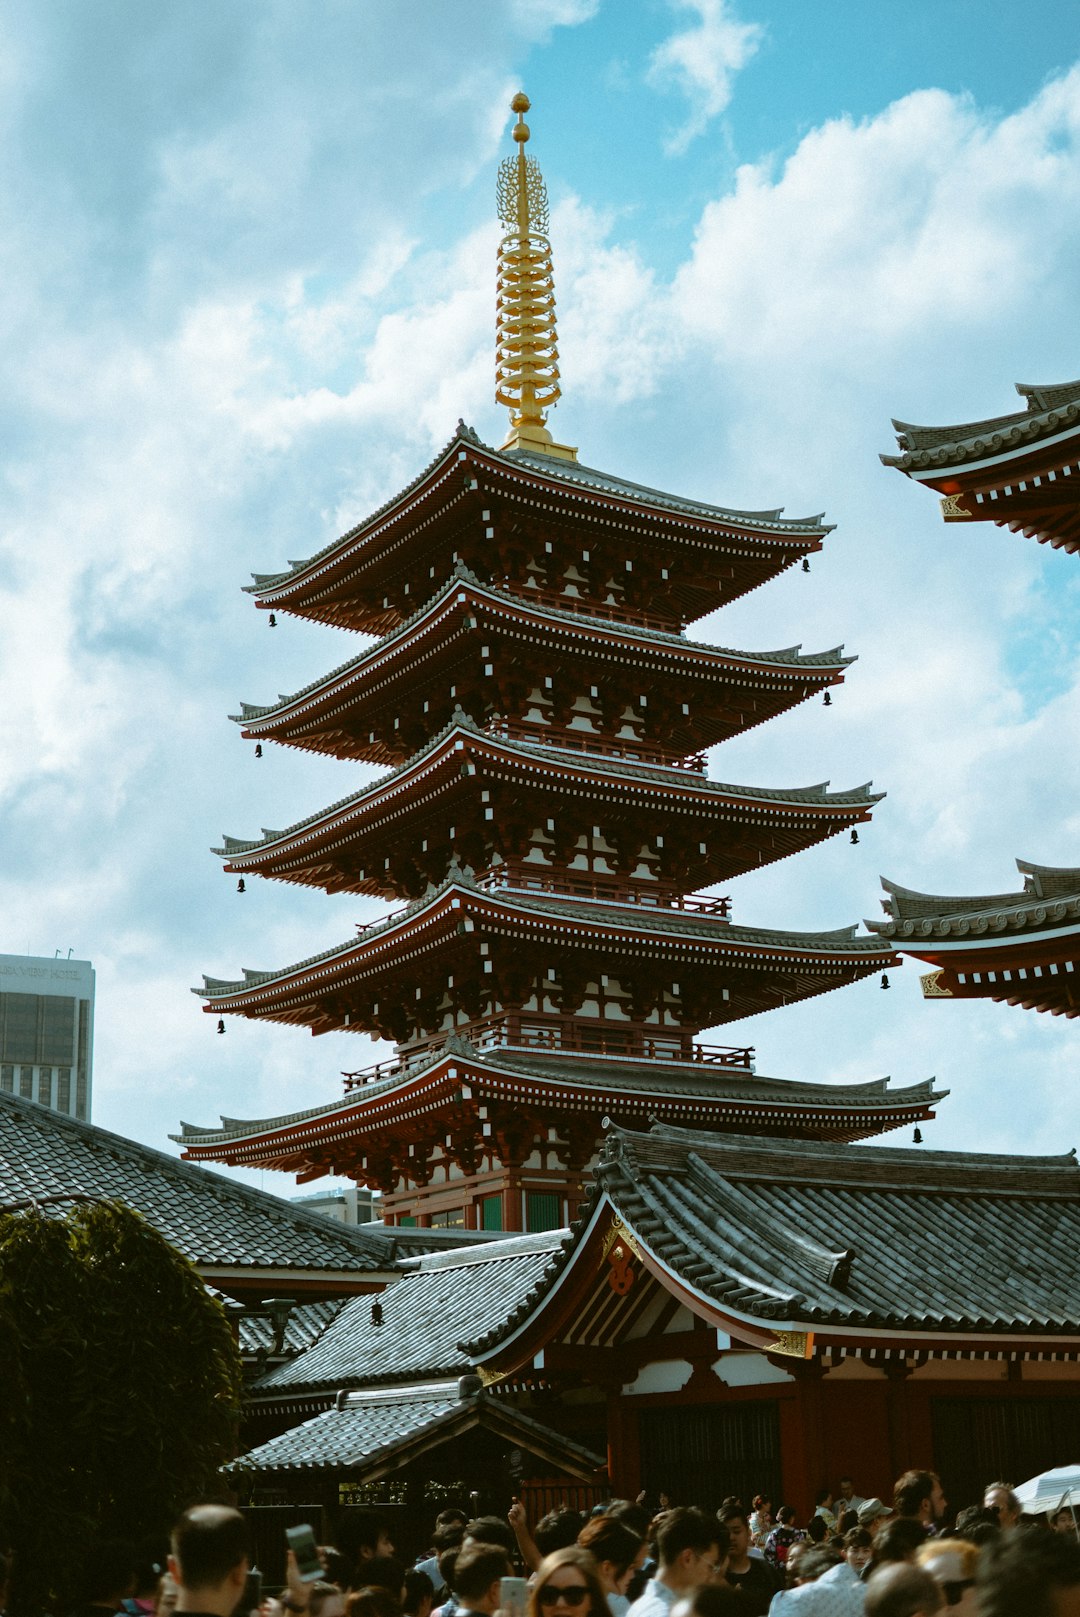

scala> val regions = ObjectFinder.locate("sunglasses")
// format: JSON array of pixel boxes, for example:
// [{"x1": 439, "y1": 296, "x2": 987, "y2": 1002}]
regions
[{"x1": 537, "y1": 1588, "x2": 590, "y2": 1607}]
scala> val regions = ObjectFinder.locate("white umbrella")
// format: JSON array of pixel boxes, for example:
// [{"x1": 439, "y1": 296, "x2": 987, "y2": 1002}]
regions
[{"x1": 1014, "y1": 1465, "x2": 1080, "y2": 1516}]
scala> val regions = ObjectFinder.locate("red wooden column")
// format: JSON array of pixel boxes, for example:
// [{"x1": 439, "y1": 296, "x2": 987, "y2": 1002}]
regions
[
  {"x1": 780, "y1": 1360, "x2": 827, "y2": 1517},
  {"x1": 606, "y1": 1387, "x2": 641, "y2": 1499},
  {"x1": 884, "y1": 1360, "x2": 914, "y2": 1479}
]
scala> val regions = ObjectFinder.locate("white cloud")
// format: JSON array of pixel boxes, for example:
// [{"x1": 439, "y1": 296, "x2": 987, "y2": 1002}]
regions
[{"x1": 647, "y1": 0, "x2": 763, "y2": 155}]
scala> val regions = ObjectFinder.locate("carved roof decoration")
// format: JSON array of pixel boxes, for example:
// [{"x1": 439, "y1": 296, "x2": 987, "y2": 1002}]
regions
[
  {"x1": 869, "y1": 862, "x2": 1080, "y2": 942},
  {"x1": 883, "y1": 380, "x2": 1080, "y2": 473}
]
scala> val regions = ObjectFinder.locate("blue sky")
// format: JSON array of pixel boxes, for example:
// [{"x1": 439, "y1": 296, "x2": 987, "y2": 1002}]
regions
[{"x1": 4, "y1": 0, "x2": 1080, "y2": 1192}]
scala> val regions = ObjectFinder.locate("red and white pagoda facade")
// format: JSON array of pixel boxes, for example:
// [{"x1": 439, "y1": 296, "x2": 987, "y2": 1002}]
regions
[{"x1": 179, "y1": 96, "x2": 931, "y2": 1229}]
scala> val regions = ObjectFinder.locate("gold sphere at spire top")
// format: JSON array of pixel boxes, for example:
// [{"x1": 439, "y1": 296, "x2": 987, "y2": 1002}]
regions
[{"x1": 511, "y1": 92, "x2": 530, "y2": 114}]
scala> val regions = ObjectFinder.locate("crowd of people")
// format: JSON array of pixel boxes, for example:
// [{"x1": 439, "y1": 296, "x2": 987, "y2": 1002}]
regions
[{"x1": 17, "y1": 1470, "x2": 1080, "y2": 1617}]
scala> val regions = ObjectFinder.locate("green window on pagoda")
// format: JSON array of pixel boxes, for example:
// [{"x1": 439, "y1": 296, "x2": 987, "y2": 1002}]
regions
[
  {"x1": 480, "y1": 1194, "x2": 503, "y2": 1231},
  {"x1": 525, "y1": 1192, "x2": 561, "y2": 1232},
  {"x1": 397, "y1": 1215, "x2": 417, "y2": 1227}
]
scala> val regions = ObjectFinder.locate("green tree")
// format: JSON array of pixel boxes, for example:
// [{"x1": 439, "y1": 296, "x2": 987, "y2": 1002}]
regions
[{"x1": 0, "y1": 1199, "x2": 245, "y2": 1616}]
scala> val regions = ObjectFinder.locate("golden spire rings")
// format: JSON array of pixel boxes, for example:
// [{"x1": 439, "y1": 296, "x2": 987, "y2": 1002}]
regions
[{"x1": 495, "y1": 93, "x2": 577, "y2": 462}]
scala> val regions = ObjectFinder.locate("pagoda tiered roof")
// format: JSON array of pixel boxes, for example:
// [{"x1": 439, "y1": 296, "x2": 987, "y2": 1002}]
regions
[
  {"x1": 234, "y1": 567, "x2": 852, "y2": 765},
  {"x1": 197, "y1": 871, "x2": 896, "y2": 1035},
  {"x1": 247, "y1": 424, "x2": 831, "y2": 634},
  {"x1": 467, "y1": 1122, "x2": 1080, "y2": 1375},
  {"x1": 215, "y1": 715, "x2": 881, "y2": 897},
  {"x1": 867, "y1": 860, "x2": 1080, "y2": 1016},
  {"x1": 882, "y1": 379, "x2": 1080, "y2": 552},
  {"x1": 174, "y1": 1040, "x2": 941, "y2": 1177}
]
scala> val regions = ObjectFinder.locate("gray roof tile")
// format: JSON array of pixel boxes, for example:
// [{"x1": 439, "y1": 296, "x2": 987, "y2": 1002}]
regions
[
  {"x1": 469, "y1": 1125, "x2": 1080, "y2": 1352},
  {"x1": 255, "y1": 1231, "x2": 563, "y2": 1393},
  {"x1": 0, "y1": 1091, "x2": 394, "y2": 1275}
]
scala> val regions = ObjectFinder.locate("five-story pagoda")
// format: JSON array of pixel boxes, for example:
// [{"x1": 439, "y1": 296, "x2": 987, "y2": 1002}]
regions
[{"x1": 178, "y1": 97, "x2": 933, "y2": 1230}]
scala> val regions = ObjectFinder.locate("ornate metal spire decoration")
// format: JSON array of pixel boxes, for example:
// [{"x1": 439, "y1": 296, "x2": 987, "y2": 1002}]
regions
[{"x1": 496, "y1": 93, "x2": 578, "y2": 462}]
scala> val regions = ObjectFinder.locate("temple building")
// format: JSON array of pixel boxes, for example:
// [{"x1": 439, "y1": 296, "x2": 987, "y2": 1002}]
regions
[
  {"x1": 868, "y1": 861, "x2": 1080, "y2": 1017},
  {"x1": 179, "y1": 96, "x2": 928, "y2": 1230},
  {"x1": 882, "y1": 377, "x2": 1080, "y2": 552}
]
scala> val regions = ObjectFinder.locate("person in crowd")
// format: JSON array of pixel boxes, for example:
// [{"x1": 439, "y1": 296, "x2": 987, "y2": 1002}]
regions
[
  {"x1": 436, "y1": 1519, "x2": 520, "y2": 1617},
  {"x1": 359, "y1": 1563, "x2": 406, "y2": 1604},
  {"x1": 153, "y1": 1573, "x2": 178, "y2": 1617},
  {"x1": 323, "y1": 1557, "x2": 354, "y2": 1594},
  {"x1": 764, "y1": 1509, "x2": 805, "y2": 1576},
  {"x1": 403, "y1": 1572, "x2": 434, "y2": 1617},
  {"x1": 626, "y1": 1507, "x2": 726, "y2": 1617},
  {"x1": 812, "y1": 1496, "x2": 837, "y2": 1534},
  {"x1": 169, "y1": 1506, "x2": 250, "y2": 1617},
  {"x1": 1052, "y1": 1509, "x2": 1080, "y2": 1539},
  {"x1": 783, "y1": 1545, "x2": 828, "y2": 1590},
  {"x1": 867, "y1": 1522, "x2": 931, "y2": 1577},
  {"x1": 578, "y1": 1516, "x2": 648, "y2": 1615},
  {"x1": 803, "y1": 1522, "x2": 830, "y2": 1550},
  {"x1": 836, "y1": 1530, "x2": 873, "y2": 1582},
  {"x1": 836, "y1": 1514, "x2": 860, "y2": 1539},
  {"x1": 527, "y1": 1550, "x2": 609, "y2": 1617},
  {"x1": 976, "y1": 1526, "x2": 1080, "y2": 1617},
  {"x1": 337, "y1": 1516, "x2": 396, "y2": 1592},
  {"x1": 308, "y1": 1585, "x2": 346, "y2": 1617},
  {"x1": 893, "y1": 1476, "x2": 946, "y2": 1537},
  {"x1": 981, "y1": 1487, "x2": 1021, "y2": 1534},
  {"x1": 749, "y1": 1500, "x2": 774, "y2": 1549},
  {"x1": 857, "y1": 1505, "x2": 892, "y2": 1542},
  {"x1": 951, "y1": 1510, "x2": 999, "y2": 1548},
  {"x1": 837, "y1": 1481, "x2": 866, "y2": 1518},
  {"x1": 863, "y1": 1565, "x2": 941, "y2": 1617},
  {"x1": 915, "y1": 1540, "x2": 977, "y2": 1616},
  {"x1": 439, "y1": 1544, "x2": 511, "y2": 1617},
  {"x1": 715, "y1": 1508, "x2": 777, "y2": 1615},
  {"x1": 767, "y1": 1546, "x2": 859, "y2": 1614},
  {"x1": 417, "y1": 1516, "x2": 467, "y2": 1599}
]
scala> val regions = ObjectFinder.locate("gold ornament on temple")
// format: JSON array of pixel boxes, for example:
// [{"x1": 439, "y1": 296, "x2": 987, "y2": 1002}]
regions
[{"x1": 496, "y1": 93, "x2": 578, "y2": 462}]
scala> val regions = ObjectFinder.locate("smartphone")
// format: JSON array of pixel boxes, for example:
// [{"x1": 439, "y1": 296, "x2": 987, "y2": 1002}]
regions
[
  {"x1": 500, "y1": 1577, "x2": 529, "y2": 1617},
  {"x1": 243, "y1": 1570, "x2": 263, "y2": 1613},
  {"x1": 285, "y1": 1525, "x2": 324, "y2": 1583}
]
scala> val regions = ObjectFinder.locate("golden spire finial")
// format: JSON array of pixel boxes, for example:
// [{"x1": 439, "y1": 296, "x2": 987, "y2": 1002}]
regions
[{"x1": 496, "y1": 93, "x2": 578, "y2": 462}]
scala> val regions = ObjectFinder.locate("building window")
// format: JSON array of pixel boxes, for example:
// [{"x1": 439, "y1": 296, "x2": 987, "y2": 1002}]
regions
[
  {"x1": 0, "y1": 1065, "x2": 12, "y2": 1093},
  {"x1": 57, "y1": 1068, "x2": 71, "y2": 1112},
  {"x1": 480, "y1": 1194, "x2": 503, "y2": 1231},
  {"x1": 19, "y1": 1067, "x2": 33, "y2": 1099},
  {"x1": 38, "y1": 1067, "x2": 53, "y2": 1105},
  {"x1": 429, "y1": 1208, "x2": 465, "y2": 1228},
  {"x1": 525, "y1": 1192, "x2": 561, "y2": 1232}
]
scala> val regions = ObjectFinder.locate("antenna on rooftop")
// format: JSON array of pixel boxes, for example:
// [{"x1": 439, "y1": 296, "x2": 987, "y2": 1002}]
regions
[{"x1": 496, "y1": 93, "x2": 577, "y2": 463}]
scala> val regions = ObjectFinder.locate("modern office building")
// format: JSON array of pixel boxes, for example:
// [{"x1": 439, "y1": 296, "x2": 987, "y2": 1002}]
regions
[{"x1": 0, "y1": 953, "x2": 95, "y2": 1121}]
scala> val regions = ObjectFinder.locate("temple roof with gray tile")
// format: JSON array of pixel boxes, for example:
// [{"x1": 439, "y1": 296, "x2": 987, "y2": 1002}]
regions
[
  {"x1": 868, "y1": 862, "x2": 1080, "y2": 943},
  {"x1": 229, "y1": 1377, "x2": 605, "y2": 1478},
  {"x1": 882, "y1": 381, "x2": 1080, "y2": 474},
  {"x1": 0, "y1": 1090, "x2": 396, "y2": 1290},
  {"x1": 253, "y1": 1230, "x2": 563, "y2": 1394},
  {"x1": 468, "y1": 1122, "x2": 1080, "y2": 1358}
]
